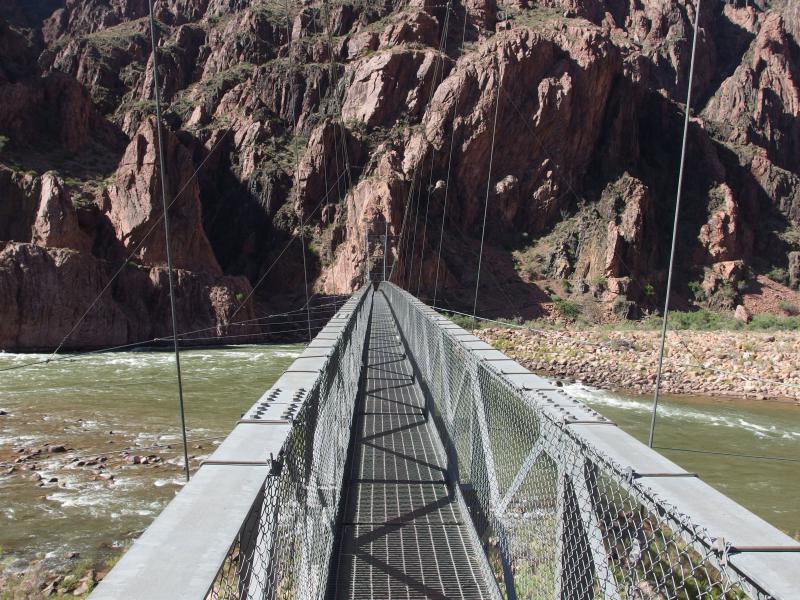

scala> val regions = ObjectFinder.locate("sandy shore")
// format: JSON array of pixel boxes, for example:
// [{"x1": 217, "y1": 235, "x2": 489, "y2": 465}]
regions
[{"x1": 477, "y1": 327, "x2": 800, "y2": 403}]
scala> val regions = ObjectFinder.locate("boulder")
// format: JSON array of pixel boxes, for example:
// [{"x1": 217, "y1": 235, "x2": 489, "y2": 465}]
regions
[
  {"x1": 789, "y1": 251, "x2": 800, "y2": 290},
  {"x1": 735, "y1": 304, "x2": 751, "y2": 324}
]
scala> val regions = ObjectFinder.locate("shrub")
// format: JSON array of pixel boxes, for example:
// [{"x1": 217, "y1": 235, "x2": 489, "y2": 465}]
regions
[
  {"x1": 709, "y1": 281, "x2": 737, "y2": 309},
  {"x1": 778, "y1": 301, "x2": 800, "y2": 316},
  {"x1": 766, "y1": 267, "x2": 789, "y2": 285},
  {"x1": 590, "y1": 274, "x2": 606, "y2": 290},
  {"x1": 550, "y1": 295, "x2": 581, "y2": 320},
  {"x1": 667, "y1": 309, "x2": 740, "y2": 330},
  {"x1": 748, "y1": 314, "x2": 800, "y2": 330},
  {"x1": 443, "y1": 312, "x2": 485, "y2": 330},
  {"x1": 688, "y1": 280, "x2": 706, "y2": 302},
  {"x1": 560, "y1": 279, "x2": 572, "y2": 293}
]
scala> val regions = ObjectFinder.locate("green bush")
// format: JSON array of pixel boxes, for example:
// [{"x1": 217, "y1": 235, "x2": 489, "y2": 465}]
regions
[
  {"x1": 491, "y1": 338, "x2": 514, "y2": 352},
  {"x1": 560, "y1": 279, "x2": 572, "y2": 293},
  {"x1": 748, "y1": 314, "x2": 800, "y2": 330},
  {"x1": 687, "y1": 280, "x2": 706, "y2": 302},
  {"x1": 766, "y1": 267, "x2": 789, "y2": 285},
  {"x1": 550, "y1": 295, "x2": 581, "y2": 320},
  {"x1": 709, "y1": 281, "x2": 737, "y2": 309},
  {"x1": 667, "y1": 309, "x2": 740, "y2": 330},
  {"x1": 778, "y1": 301, "x2": 800, "y2": 316},
  {"x1": 590, "y1": 274, "x2": 606, "y2": 290}
]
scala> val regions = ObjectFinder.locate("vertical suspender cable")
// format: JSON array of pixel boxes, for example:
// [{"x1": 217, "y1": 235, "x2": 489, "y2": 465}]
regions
[
  {"x1": 407, "y1": 168, "x2": 423, "y2": 289},
  {"x1": 433, "y1": 6, "x2": 469, "y2": 307},
  {"x1": 284, "y1": 0, "x2": 313, "y2": 341},
  {"x1": 648, "y1": 0, "x2": 702, "y2": 448},
  {"x1": 147, "y1": 0, "x2": 190, "y2": 482},
  {"x1": 415, "y1": 1, "x2": 453, "y2": 299},
  {"x1": 392, "y1": 4, "x2": 457, "y2": 290},
  {"x1": 472, "y1": 53, "x2": 501, "y2": 325}
]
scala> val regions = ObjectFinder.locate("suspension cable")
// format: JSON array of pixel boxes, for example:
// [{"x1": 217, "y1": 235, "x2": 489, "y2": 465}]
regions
[
  {"x1": 48, "y1": 125, "x2": 231, "y2": 358},
  {"x1": 433, "y1": 6, "x2": 469, "y2": 307},
  {"x1": 282, "y1": 0, "x2": 313, "y2": 343},
  {"x1": 228, "y1": 169, "x2": 348, "y2": 321},
  {"x1": 648, "y1": 0, "x2": 702, "y2": 448},
  {"x1": 320, "y1": 0, "x2": 354, "y2": 194},
  {"x1": 0, "y1": 298, "x2": 348, "y2": 375},
  {"x1": 472, "y1": 52, "x2": 502, "y2": 325},
  {"x1": 406, "y1": 174, "x2": 424, "y2": 289},
  {"x1": 147, "y1": 0, "x2": 190, "y2": 482},
  {"x1": 416, "y1": 1, "x2": 453, "y2": 297},
  {"x1": 392, "y1": 4, "x2": 457, "y2": 289}
]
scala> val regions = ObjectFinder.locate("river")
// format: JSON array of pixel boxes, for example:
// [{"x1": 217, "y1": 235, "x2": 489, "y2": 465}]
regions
[
  {"x1": 0, "y1": 347, "x2": 798, "y2": 575},
  {"x1": 567, "y1": 383, "x2": 800, "y2": 540},
  {"x1": 0, "y1": 345, "x2": 303, "y2": 571}
]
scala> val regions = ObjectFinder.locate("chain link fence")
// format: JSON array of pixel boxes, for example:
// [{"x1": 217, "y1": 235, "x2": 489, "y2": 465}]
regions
[
  {"x1": 96, "y1": 283, "x2": 797, "y2": 599},
  {"x1": 206, "y1": 286, "x2": 372, "y2": 600},
  {"x1": 381, "y1": 282, "x2": 791, "y2": 600}
]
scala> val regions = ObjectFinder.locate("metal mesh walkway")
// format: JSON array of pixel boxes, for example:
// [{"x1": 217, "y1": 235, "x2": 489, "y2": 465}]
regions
[{"x1": 332, "y1": 293, "x2": 492, "y2": 600}]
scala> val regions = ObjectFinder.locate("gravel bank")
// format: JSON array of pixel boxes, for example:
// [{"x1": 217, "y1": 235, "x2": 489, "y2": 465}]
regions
[{"x1": 477, "y1": 327, "x2": 800, "y2": 403}]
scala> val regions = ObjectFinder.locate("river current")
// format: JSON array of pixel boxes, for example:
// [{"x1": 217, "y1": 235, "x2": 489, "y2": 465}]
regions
[{"x1": 0, "y1": 346, "x2": 797, "y2": 572}]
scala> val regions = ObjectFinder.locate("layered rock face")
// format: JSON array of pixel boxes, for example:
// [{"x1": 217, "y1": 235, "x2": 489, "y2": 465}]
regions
[{"x1": 1, "y1": 0, "x2": 799, "y2": 348}]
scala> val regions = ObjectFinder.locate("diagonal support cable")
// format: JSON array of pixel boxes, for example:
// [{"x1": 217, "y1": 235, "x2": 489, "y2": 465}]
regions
[
  {"x1": 147, "y1": 0, "x2": 190, "y2": 482},
  {"x1": 648, "y1": 0, "x2": 702, "y2": 448},
  {"x1": 472, "y1": 53, "x2": 501, "y2": 325}
]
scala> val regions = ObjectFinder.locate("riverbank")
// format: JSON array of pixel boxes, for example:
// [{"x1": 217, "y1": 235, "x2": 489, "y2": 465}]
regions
[
  {"x1": 476, "y1": 327, "x2": 800, "y2": 402},
  {"x1": 0, "y1": 554, "x2": 110, "y2": 598}
]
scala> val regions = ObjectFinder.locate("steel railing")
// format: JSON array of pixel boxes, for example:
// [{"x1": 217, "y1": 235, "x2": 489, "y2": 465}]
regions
[
  {"x1": 91, "y1": 285, "x2": 373, "y2": 600},
  {"x1": 380, "y1": 282, "x2": 800, "y2": 600},
  {"x1": 92, "y1": 281, "x2": 800, "y2": 599}
]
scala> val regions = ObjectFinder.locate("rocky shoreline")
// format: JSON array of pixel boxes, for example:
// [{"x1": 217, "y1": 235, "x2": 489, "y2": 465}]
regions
[{"x1": 477, "y1": 327, "x2": 800, "y2": 403}]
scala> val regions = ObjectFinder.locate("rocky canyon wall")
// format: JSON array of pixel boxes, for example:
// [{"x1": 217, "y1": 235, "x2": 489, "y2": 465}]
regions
[{"x1": 1, "y1": 0, "x2": 799, "y2": 348}]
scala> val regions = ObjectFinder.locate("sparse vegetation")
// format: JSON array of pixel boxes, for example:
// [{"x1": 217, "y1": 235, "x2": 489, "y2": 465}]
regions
[
  {"x1": 688, "y1": 280, "x2": 706, "y2": 303},
  {"x1": 767, "y1": 267, "x2": 789, "y2": 285},
  {"x1": 0, "y1": 550, "x2": 101, "y2": 599},
  {"x1": 550, "y1": 295, "x2": 581, "y2": 320},
  {"x1": 490, "y1": 338, "x2": 514, "y2": 352},
  {"x1": 708, "y1": 281, "x2": 737, "y2": 309},
  {"x1": 590, "y1": 274, "x2": 606, "y2": 291},
  {"x1": 778, "y1": 301, "x2": 800, "y2": 316}
]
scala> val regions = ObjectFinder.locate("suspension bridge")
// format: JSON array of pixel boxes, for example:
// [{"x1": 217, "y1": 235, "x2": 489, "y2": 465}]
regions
[
  {"x1": 20, "y1": 0, "x2": 791, "y2": 596},
  {"x1": 85, "y1": 281, "x2": 799, "y2": 599}
]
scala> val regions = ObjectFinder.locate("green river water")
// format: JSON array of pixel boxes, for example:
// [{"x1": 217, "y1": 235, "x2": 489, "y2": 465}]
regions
[{"x1": 0, "y1": 347, "x2": 798, "y2": 573}]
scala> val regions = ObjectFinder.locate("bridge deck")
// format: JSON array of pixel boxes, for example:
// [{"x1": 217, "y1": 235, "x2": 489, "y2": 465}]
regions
[{"x1": 332, "y1": 293, "x2": 491, "y2": 600}]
